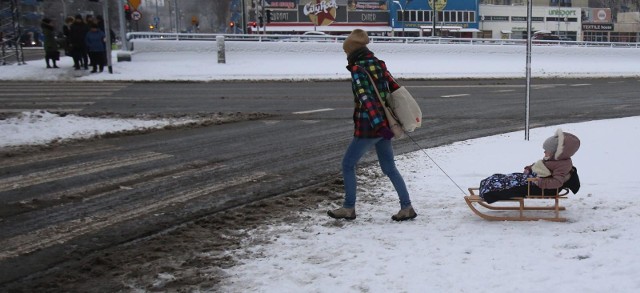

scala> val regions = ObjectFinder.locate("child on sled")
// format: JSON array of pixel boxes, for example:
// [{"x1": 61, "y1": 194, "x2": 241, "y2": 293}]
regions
[{"x1": 479, "y1": 129, "x2": 581, "y2": 203}]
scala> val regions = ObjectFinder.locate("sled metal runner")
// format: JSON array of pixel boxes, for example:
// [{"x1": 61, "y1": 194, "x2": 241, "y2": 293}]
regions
[{"x1": 464, "y1": 179, "x2": 569, "y2": 222}]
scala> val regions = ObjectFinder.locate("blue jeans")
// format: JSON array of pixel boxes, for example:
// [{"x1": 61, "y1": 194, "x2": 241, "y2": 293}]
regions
[{"x1": 342, "y1": 137, "x2": 412, "y2": 209}]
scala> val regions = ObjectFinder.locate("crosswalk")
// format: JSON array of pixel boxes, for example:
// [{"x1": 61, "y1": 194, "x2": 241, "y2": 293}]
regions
[{"x1": 0, "y1": 82, "x2": 129, "y2": 114}]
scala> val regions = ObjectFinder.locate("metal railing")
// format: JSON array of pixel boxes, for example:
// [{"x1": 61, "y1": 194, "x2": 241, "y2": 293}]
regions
[{"x1": 126, "y1": 32, "x2": 640, "y2": 49}]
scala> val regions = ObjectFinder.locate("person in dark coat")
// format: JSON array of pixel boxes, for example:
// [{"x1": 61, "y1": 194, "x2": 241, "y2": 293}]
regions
[
  {"x1": 62, "y1": 16, "x2": 75, "y2": 57},
  {"x1": 69, "y1": 14, "x2": 89, "y2": 70},
  {"x1": 85, "y1": 23, "x2": 106, "y2": 73},
  {"x1": 41, "y1": 18, "x2": 59, "y2": 68}
]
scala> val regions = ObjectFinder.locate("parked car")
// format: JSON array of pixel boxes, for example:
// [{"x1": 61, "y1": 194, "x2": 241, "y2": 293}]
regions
[
  {"x1": 533, "y1": 34, "x2": 560, "y2": 40},
  {"x1": 20, "y1": 30, "x2": 42, "y2": 47},
  {"x1": 281, "y1": 31, "x2": 333, "y2": 42}
]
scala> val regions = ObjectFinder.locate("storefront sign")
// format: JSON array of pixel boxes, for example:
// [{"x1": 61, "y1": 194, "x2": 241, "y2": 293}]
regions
[
  {"x1": 266, "y1": 1, "x2": 297, "y2": 9},
  {"x1": 303, "y1": 0, "x2": 338, "y2": 26},
  {"x1": 582, "y1": 23, "x2": 614, "y2": 31},
  {"x1": 351, "y1": 1, "x2": 386, "y2": 10},
  {"x1": 581, "y1": 8, "x2": 612, "y2": 23},
  {"x1": 270, "y1": 10, "x2": 297, "y2": 22},
  {"x1": 349, "y1": 11, "x2": 389, "y2": 22},
  {"x1": 548, "y1": 9, "x2": 577, "y2": 17},
  {"x1": 428, "y1": 0, "x2": 448, "y2": 11}
]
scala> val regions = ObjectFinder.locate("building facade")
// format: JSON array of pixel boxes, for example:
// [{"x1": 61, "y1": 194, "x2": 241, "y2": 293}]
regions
[
  {"x1": 255, "y1": 0, "x2": 638, "y2": 41},
  {"x1": 479, "y1": 4, "x2": 582, "y2": 40}
]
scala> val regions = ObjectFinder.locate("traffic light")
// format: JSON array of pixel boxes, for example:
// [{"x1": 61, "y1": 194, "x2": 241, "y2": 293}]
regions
[
  {"x1": 250, "y1": 21, "x2": 257, "y2": 28},
  {"x1": 124, "y1": 4, "x2": 132, "y2": 21},
  {"x1": 229, "y1": 21, "x2": 235, "y2": 29}
]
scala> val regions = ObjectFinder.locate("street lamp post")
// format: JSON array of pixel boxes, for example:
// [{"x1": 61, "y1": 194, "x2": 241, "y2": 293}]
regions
[
  {"x1": 174, "y1": 0, "x2": 179, "y2": 35},
  {"x1": 155, "y1": 0, "x2": 159, "y2": 31},
  {"x1": 392, "y1": 1, "x2": 404, "y2": 37},
  {"x1": 431, "y1": 2, "x2": 438, "y2": 37},
  {"x1": 556, "y1": 0, "x2": 561, "y2": 35},
  {"x1": 59, "y1": 0, "x2": 67, "y2": 19},
  {"x1": 102, "y1": 0, "x2": 112, "y2": 73}
]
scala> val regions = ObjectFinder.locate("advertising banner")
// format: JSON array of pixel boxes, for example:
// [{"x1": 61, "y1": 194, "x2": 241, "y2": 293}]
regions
[
  {"x1": 266, "y1": 0, "x2": 298, "y2": 9},
  {"x1": 302, "y1": 0, "x2": 340, "y2": 25},
  {"x1": 348, "y1": 1, "x2": 387, "y2": 11},
  {"x1": 581, "y1": 8, "x2": 612, "y2": 24}
]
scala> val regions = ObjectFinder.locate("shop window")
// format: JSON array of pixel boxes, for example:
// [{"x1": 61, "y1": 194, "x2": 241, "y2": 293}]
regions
[{"x1": 410, "y1": 11, "x2": 417, "y2": 22}]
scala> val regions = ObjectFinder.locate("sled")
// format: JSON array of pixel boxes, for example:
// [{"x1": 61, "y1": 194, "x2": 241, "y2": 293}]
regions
[{"x1": 464, "y1": 178, "x2": 571, "y2": 222}]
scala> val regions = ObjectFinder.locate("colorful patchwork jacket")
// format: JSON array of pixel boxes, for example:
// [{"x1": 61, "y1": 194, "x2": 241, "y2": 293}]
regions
[{"x1": 347, "y1": 49, "x2": 400, "y2": 138}]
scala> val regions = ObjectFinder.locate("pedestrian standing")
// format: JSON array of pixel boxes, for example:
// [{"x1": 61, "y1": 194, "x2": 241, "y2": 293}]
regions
[
  {"x1": 41, "y1": 18, "x2": 59, "y2": 68},
  {"x1": 327, "y1": 29, "x2": 418, "y2": 221},
  {"x1": 69, "y1": 14, "x2": 89, "y2": 70},
  {"x1": 85, "y1": 23, "x2": 106, "y2": 73},
  {"x1": 62, "y1": 16, "x2": 75, "y2": 58}
]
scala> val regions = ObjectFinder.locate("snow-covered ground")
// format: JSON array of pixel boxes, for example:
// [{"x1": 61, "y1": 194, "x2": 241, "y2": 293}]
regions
[
  {"x1": 0, "y1": 111, "x2": 199, "y2": 148},
  {"x1": 2, "y1": 40, "x2": 640, "y2": 81},
  {"x1": 1, "y1": 41, "x2": 639, "y2": 291},
  {"x1": 219, "y1": 118, "x2": 640, "y2": 292}
]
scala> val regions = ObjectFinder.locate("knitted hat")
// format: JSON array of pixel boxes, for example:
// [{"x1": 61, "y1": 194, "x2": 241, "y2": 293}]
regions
[
  {"x1": 343, "y1": 29, "x2": 370, "y2": 55},
  {"x1": 543, "y1": 132, "x2": 559, "y2": 154}
]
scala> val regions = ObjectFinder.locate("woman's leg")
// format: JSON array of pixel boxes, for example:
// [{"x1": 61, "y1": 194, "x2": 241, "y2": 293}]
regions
[
  {"x1": 342, "y1": 137, "x2": 379, "y2": 209},
  {"x1": 375, "y1": 139, "x2": 412, "y2": 209},
  {"x1": 72, "y1": 49, "x2": 81, "y2": 69}
]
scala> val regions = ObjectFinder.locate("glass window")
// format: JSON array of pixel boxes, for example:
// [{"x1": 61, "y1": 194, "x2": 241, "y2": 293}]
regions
[{"x1": 402, "y1": 10, "x2": 410, "y2": 21}]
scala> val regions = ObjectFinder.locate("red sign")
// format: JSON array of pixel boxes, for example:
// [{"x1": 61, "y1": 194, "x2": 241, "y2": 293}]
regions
[{"x1": 303, "y1": 0, "x2": 338, "y2": 26}]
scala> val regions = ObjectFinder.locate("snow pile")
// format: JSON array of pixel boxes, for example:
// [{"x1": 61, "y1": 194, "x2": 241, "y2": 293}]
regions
[{"x1": 0, "y1": 111, "x2": 196, "y2": 148}]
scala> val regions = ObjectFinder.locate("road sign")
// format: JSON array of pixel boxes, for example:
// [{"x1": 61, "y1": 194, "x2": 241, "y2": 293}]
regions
[
  {"x1": 428, "y1": 0, "x2": 447, "y2": 11},
  {"x1": 129, "y1": 0, "x2": 141, "y2": 10},
  {"x1": 132, "y1": 10, "x2": 142, "y2": 21}
]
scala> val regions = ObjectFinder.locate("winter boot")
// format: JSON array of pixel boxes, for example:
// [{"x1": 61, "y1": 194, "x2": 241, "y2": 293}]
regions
[
  {"x1": 391, "y1": 206, "x2": 417, "y2": 221},
  {"x1": 327, "y1": 207, "x2": 356, "y2": 220}
]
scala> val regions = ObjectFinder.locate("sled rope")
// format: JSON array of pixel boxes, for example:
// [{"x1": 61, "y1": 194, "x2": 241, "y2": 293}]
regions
[{"x1": 406, "y1": 132, "x2": 467, "y2": 196}]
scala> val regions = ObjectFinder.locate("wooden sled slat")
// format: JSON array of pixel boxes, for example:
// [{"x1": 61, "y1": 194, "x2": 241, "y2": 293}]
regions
[{"x1": 465, "y1": 187, "x2": 568, "y2": 222}]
